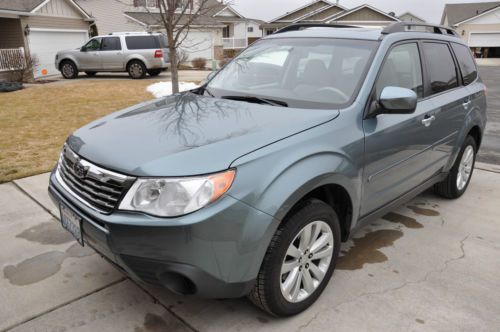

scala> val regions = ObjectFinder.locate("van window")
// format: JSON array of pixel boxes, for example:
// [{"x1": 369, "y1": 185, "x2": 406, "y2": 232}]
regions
[
  {"x1": 376, "y1": 43, "x2": 423, "y2": 98},
  {"x1": 125, "y1": 36, "x2": 159, "y2": 50},
  {"x1": 423, "y1": 43, "x2": 458, "y2": 95},
  {"x1": 451, "y1": 43, "x2": 478, "y2": 85},
  {"x1": 101, "y1": 37, "x2": 121, "y2": 51}
]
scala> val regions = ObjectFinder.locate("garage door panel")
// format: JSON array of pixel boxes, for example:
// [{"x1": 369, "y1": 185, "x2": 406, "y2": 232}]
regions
[
  {"x1": 181, "y1": 31, "x2": 213, "y2": 60},
  {"x1": 469, "y1": 33, "x2": 500, "y2": 48},
  {"x1": 29, "y1": 30, "x2": 88, "y2": 77}
]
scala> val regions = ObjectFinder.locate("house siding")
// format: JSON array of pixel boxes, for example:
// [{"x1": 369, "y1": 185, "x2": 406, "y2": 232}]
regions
[
  {"x1": 457, "y1": 23, "x2": 500, "y2": 45},
  {"x1": 336, "y1": 8, "x2": 394, "y2": 22},
  {"x1": 23, "y1": 16, "x2": 90, "y2": 30},
  {"x1": 306, "y1": 6, "x2": 344, "y2": 21},
  {"x1": 76, "y1": 0, "x2": 144, "y2": 34},
  {"x1": 277, "y1": 2, "x2": 330, "y2": 22},
  {"x1": 37, "y1": 0, "x2": 82, "y2": 18},
  {"x1": 0, "y1": 18, "x2": 24, "y2": 48}
]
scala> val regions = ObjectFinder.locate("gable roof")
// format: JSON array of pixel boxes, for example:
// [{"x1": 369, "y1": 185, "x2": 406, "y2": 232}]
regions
[
  {"x1": 298, "y1": 5, "x2": 346, "y2": 22},
  {"x1": 269, "y1": 0, "x2": 333, "y2": 23},
  {"x1": 441, "y1": 2, "x2": 500, "y2": 26},
  {"x1": 213, "y1": 5, "x2": 243, "y2": 18},
  {"x1": 325, "y1": 4, "x2": 399, "y2": 23},
  {"x1": 0, "y1": 0, "x2": 45, "y2": 12},
  {"x1": 398, "y1": 12, "x2": 426, "y2": 22}
]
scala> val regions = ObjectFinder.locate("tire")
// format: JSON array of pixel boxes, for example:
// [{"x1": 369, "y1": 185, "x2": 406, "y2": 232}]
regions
[
  {"x1": 147, "y1": 69, "x2": 162, "y2": 77},
  {"x1": 434, "y1": 135, "x2": 477, "y2": 199},
  {"x1": 60, "y1": 60, "x2": 78, "y2": 79},
  {"x1": 249, "y1": 199, "x2": 341, "y2": 317},
  {"x1": 85, "y1": 71, "x2": 97, "y2": 77},
  {"x1": 127, "y1": 60, "x2": 147, "y2": 79}
]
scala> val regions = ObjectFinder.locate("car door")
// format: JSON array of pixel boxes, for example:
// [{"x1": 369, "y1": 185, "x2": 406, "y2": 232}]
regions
[
  {"x1": 99, "y1": 37, "x2": 124, "y2": 71},
  {"x1": 361, "y1": 41, "x2": 439, "y2": 216},
  {"x1": 419, "y1": 42, "x2": 469, "y2": 170},
  {"x1": 76, "y1": 38, "x2": 101, "y2": 71}
]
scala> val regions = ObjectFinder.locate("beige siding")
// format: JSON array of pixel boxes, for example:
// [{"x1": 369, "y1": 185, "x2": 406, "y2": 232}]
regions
[
  {"x1": 75, "y1": 0, "x2": 145, "y2": 34},
  {"x1": 278, "y1": 2, "x2": 330, "y2": 22},
  {"x1": 24, "y1": 16, "x2": 90, "y2": 30},
  {"x1": 399, "y1": 14, "x2": 424, "y2": 23},
  {"x1": 306, "y1": 6, "x2": 344, "y2": 21},
  {"x1": 336, "y1": 8, "x2": 395, "y2": 22},
  {"x1": 0, "y1": 18, "x2": 24, "y2": 48},
  {"x1": 456, "y1": 23, "x2": 500, "y2": 45},
  {"x1": 37, "y1": 0, "x2": 82, "y2": 18}
]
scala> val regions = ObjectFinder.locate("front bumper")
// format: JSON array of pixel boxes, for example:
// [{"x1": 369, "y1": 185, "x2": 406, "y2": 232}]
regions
[{"x1": 48, "y1": 169, "x2": 278, "y2": 298}]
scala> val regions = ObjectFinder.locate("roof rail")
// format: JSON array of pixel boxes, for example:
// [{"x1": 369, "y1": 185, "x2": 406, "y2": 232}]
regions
[
  {"x1": 108, "y1": 31, "x2": 153, "y2": 35},
  {"x1": 274, "y1": 23, "x2": 360, "y2": 34},
  {"x1": 382, "y1": 22, "x2": 459, "y2": 37}
]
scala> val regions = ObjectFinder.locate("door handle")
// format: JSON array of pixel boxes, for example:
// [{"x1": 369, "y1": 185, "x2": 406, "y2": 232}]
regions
[
  {"x1": 462, "y1": 98, "x2": 472, "y2": 109},
  {"x1": 421, "y1": 115, "x2": 436, "y2": 127}
]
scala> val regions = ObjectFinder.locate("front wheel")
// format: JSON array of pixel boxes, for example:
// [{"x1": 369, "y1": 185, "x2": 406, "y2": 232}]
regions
[
  {"x1": 434, "y1": 135, "x2": 477, "y2": 198},
  {"x1": 60, "y1": 61, "x2": 78, "y2": 79},
  {"x1": 249, "y1": 199, "x2": 341, "y2": 317}
]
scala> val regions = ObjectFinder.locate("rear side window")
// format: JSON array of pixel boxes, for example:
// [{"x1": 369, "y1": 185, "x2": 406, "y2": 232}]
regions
[
  {"x1": 423, "y1": 43, "x2": 458, "y2": 95},
  {"x1": 376, "y1": 43, "x2": 423, "y2": 98},
  {"x1": 125, "y1": 36, "x2": 159, "y2": 49},
  {"x1": 101, "y1": 37, "x2": 121, "y2": 51},
  {"x1": 451, "y1": 43, "x2": 478, "y2": 85}
]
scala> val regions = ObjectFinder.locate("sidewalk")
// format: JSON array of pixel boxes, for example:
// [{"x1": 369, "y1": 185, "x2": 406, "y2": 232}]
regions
[{"x1": 1, "y1": 169, "x2": 500, "y2": 331}]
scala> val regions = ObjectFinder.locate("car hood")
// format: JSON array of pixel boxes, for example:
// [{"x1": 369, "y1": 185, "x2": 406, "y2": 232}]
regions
[{"x1": 68, "y1": 93, "x2": 339, "y2": 176}]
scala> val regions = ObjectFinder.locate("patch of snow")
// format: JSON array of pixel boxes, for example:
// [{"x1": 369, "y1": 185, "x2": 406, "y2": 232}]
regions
[{"x1": 146, "y1": 81, "x2": 199, "y2": 98}]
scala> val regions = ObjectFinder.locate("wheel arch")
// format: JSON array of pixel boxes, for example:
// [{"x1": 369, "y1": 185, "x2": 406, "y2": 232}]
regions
[{"x1": 58, "y1": 57, "x2": 78, "y2": 71}]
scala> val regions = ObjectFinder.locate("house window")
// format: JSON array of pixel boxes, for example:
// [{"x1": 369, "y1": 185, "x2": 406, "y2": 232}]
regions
[
  {"x1": 134, "y1": 0, "x2": 158, "y2": 8},
  {"x1": 248, "y1": 27, "x2": 254, "y2": 33}
]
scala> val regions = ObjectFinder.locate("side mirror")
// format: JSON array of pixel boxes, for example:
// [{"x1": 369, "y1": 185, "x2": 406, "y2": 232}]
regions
[
  {"x1": 80, "y1": 46, "x2": 87, "y2": 52},
  {"x1": 378, "y1": 86, "x2": 417, "y2": 115}
]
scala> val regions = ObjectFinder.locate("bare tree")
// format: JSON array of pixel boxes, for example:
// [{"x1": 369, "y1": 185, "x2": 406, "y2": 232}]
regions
[{"x1": 156, "y1": 0, "x2": 223, "y2": 93}]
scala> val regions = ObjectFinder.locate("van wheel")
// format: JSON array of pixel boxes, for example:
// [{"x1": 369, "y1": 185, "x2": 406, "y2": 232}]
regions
[
  {"x1": 60, "y1": 61, "x2": 78, "y2": 79},
  {"x1": 147, "y1": 69, "x2": 161, "y2": 77},
  {"x1": 127, "y1": 60, "x2": 146, "y2": 79},
  {"x1": 435, "y1": 135, "x2": 477, "y2": 199},
  {"x1": 248, "y1": 199, "x2": 341, "y2": 317},
  {"x1": 85, "y1": 71, "x2": 96, "y2": 77}
]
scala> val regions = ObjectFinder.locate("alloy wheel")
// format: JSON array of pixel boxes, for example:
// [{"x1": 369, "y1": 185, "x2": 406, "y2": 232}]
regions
[{"x1": 457, "y1": 145, "x2": 474, "y2": 191}]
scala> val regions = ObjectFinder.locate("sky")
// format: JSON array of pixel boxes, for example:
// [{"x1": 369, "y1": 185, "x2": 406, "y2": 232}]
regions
[{"x1": 230, "y1": 0, "x2": 491, "y2": 24}]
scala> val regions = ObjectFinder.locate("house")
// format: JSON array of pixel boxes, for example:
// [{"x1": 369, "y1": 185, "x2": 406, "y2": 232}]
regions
[
  {"x1": 76, "y1": 0, "x2": 263, "y2": 62},
  {"x1": 441, "y1": 1, "x2": 500, "y2": 58},
  {"x1": 261, "y1": 0, "x2": 400, "y2": 35},
  {"x1": 398, "y1": 12, "x2": 426, "y2": 23},
  {"x1": 0, "y1": 0, "x2": 93, "y2": 79}
]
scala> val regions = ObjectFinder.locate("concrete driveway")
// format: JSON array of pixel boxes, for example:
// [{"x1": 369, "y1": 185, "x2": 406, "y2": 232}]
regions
[{"x1": 1, "y1": 165, "x2": 499, "y2": 332}]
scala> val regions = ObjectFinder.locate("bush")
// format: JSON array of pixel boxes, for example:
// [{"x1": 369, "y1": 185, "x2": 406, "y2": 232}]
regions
[
  {"x1": 192, "y1": 57, "x2": 207, "y2": 69},
  {"x1": 219, "y1": 59, "x2": 229, "y2": 68}
]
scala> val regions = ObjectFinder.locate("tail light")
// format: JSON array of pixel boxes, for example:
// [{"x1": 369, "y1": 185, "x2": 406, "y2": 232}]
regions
[{"x1": 154, "y1": 50, "x2": 163, "y2": 58}]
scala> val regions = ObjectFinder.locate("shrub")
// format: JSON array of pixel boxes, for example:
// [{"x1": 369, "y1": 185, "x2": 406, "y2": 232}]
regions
[{"x1": 192, "y1": 57, "x2": 207, "y2": 69}]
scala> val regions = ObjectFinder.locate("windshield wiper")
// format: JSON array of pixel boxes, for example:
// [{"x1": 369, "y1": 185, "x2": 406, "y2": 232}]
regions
[{"x1": 222, "y1": 95, "x2": 288, "y2": 107}]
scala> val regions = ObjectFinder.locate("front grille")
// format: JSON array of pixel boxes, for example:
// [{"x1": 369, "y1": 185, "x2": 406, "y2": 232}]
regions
[{"x1": 57, "y1": 146, "x2": 135, "y2": 213}]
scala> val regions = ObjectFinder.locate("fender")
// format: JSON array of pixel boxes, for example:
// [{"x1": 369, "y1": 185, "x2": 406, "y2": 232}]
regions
[
  {"x1": 58, "y1": 55, "x2": 80, "y2": 70},
  {"x1": 124, "y1": 54, "x2": 149, "y2": 71}
]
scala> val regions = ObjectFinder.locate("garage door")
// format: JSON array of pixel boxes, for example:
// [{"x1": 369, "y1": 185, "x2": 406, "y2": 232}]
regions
[
  {"x1": 181, "y1": 31, "x2": 213, "y2": 60},
  {"x1": 469, "y1": 33, "x2": 500, "y2": 47},
  {"x1": 28, "y1": 29, "x2": 88, "y2": 77}
]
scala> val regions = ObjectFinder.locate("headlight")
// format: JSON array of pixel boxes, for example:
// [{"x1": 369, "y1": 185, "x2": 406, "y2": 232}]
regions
[{"x1": 119, "y1": 169, "x2": 236, "y2": 217}]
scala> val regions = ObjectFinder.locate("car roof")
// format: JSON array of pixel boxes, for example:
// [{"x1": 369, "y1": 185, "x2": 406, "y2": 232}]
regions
[{"x1": 95, "y1": 32, "x2": 164, "y2": 38}]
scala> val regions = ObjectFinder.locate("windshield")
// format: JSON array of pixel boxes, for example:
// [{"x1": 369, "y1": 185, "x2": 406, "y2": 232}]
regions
[{"x1": 207, "y1": 38, "x2": 378, "y2": 109}]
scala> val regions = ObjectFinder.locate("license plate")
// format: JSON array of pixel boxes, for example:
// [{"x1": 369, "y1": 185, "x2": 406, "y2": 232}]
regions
[{"x1": 60, "y1": 203, "x2": 83, "y2": 246}]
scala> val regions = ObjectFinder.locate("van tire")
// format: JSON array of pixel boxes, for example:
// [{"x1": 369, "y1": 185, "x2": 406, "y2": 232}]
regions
[
  {"x1": 60, "y1": 60, "x2": 78, "y2": 79},
  {"x1": 147, "y1": 69, "x2": 162, "y2": 77},
  {"x1": 85, "y1": 71, "x2": 97, "y2": 77},
  {"x1": 127, "y1": 60, "x2": 147, "y2": 79},
  {"x1": 248, "y1": 199, "x2": 341, "y2": 317}
]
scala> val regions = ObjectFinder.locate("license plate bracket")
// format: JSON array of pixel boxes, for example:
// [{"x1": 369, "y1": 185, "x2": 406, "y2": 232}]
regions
[{"x1": 60, "y1": 203, "x2": 84, "y2": 246}]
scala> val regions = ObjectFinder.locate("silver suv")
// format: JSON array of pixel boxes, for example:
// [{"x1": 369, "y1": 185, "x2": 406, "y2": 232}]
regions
[{"x1": 55, "y1": 32, "x2": 170, "y2": 79}]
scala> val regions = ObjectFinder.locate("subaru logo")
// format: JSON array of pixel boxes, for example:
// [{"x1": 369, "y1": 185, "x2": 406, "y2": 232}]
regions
[{"x1": 73, "y1": 158, "x2": 88, "y2": 179}]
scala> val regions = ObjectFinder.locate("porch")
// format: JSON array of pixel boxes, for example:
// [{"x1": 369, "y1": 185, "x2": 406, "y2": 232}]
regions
[{"x1": 0, "y1": 17, "x2": 27, "y2": 80}]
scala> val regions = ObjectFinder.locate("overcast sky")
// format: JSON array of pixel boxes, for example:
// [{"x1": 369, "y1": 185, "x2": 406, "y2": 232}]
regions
[{"x1": 230, "y1": 0, "x2": 489, "y2": 24}]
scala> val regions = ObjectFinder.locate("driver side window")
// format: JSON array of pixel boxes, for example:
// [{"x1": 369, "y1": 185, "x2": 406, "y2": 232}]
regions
[
  {"x1": 376, "y1": 43, "x2": 423, "y2": 98},
  {"x1": 84, "y1": 38, "x2": 101, "y2": 51}
]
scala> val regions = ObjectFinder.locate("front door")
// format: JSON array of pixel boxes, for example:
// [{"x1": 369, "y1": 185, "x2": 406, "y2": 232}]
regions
[
  {"x1": 361, "y1": 42, "x2": 440, "y2": 216},
  {"x1": 76, "y1": 38, "x2": 101, "y2": 71}
]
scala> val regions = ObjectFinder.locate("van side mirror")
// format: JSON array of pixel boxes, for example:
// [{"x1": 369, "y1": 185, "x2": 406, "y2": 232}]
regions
[
  {"x1": 378, "y1": 86, "x2": 417, "y2": 115},
  {"x1": 80, "y1": 46, "x2": 87, "y2": 52}
]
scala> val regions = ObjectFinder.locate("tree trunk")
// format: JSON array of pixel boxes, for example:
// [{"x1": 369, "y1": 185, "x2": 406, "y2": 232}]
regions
[{"x1": 169, "y1": 45, "x2": 179, "y2": 94}]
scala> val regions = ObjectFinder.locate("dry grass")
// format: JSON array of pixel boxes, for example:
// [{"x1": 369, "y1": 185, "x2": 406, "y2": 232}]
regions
[{"x1": 0, "y1": 80, "x2": 158, "y2": 183}]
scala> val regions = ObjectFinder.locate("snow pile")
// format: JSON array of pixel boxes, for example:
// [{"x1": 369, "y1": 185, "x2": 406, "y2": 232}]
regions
[{"x1": 146, "y1": 81, "x2": 199, "y2": 98}]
